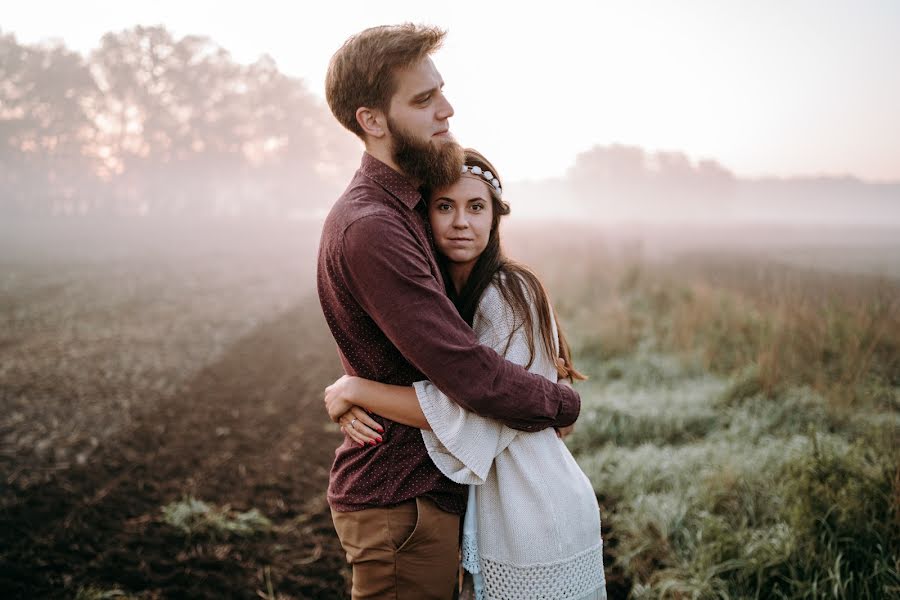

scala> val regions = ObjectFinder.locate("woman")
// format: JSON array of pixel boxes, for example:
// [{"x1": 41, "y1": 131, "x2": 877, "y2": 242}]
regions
[{"x1": 324, "y1": 149, "x2": 607, "y2": 600}]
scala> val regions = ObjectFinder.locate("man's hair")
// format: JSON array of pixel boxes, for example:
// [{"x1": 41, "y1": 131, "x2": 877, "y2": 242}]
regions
[{"x1": 325, "y1": 24, "x2": 446, "y2": 139}]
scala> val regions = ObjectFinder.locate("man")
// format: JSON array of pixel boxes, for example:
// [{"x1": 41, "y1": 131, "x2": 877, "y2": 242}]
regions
[{"x1": 317, "y1": 24, "x2": 580, "y2": 599}]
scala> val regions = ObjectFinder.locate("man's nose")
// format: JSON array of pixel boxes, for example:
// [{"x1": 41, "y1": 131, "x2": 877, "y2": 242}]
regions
[{"x1": 436, "y1": 94, "x2": 454, "y2": 120}]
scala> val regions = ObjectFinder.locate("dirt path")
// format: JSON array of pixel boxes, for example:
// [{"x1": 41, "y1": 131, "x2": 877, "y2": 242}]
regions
[{"x1": 1, "y1": 296, "x2": 349, "y2": 599}]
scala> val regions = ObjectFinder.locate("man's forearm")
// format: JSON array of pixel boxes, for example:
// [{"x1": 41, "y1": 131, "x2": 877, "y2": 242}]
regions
[{"x1": 431, "y1": 354, "x2": 580, "y2": 432}]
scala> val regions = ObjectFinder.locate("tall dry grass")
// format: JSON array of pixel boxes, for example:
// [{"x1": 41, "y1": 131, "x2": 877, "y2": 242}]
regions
[
  {"x1": 513, "y1": 233, "x2": 900, "y2": 599},
  {"x1": 640, "y1": 256, "x2": 900, "y2": 408},
  {"x1": 539, "y1": 245, "x2": 900, "y2": 410}
]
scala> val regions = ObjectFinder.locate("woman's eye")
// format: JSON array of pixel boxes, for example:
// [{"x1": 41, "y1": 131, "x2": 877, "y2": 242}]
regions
[
  {"x1": 437, "y1": 203, "x2": 451, "y2": 211},
  {"x1": 471, "y1": 203, "x2": 485, "y2": 212}
]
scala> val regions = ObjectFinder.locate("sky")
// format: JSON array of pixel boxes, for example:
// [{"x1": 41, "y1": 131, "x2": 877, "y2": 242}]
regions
[{"x1": 4, "y1": 0, "x2": 900, "y2": 182}]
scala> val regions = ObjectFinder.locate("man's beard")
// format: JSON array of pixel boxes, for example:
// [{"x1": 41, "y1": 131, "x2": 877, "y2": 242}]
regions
[{"x1": 388, "y1": 117, "x2": 464, "y2": 190}]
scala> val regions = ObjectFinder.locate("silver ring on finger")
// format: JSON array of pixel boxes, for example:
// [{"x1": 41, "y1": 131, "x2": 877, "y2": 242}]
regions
[{"x1": 350, "y1": 418, "x2": 358, "y2": 428}]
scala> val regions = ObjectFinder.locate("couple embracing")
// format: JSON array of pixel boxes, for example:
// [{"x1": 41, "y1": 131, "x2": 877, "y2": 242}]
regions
[{"x1": 317, "y1": 23, "x2": 607, "y2": 600}]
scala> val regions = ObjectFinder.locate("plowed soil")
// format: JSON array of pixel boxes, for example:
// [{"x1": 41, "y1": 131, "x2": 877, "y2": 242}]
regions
[{"x1": 1, "y1": 297, "x2": 350, "y2": 599}]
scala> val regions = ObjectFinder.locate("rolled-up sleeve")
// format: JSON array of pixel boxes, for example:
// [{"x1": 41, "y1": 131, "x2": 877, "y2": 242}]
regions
[{"x1": 415, "y1": 379, "x2": 518, "y2": 484}]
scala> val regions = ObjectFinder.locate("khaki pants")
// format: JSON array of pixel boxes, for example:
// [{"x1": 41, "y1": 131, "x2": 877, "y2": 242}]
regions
[{"x1": 331, "y1": 497, "x2": 460, "y2": 600}]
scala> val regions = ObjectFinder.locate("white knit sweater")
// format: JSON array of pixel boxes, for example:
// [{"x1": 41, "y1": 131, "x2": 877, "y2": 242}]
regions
[{"x1": 414, "y1": 278, "x2": 607, "y2": 600}]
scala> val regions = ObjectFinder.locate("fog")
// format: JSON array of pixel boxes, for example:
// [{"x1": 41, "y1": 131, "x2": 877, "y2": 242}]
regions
[
  {"x1": 2, "y1": 26, "x2": 899, "y2": 257},
  {"x1": 2, "y1": 22, "x2": 898, "y2": 599}
]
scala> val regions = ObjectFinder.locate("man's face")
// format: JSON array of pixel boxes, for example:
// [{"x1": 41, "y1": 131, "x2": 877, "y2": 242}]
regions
[
  {"x1": 387, "y1": 56, "x2": 455, "y2": 147},
  {"x1": 385, "y1": 57, "x2": 463, "y2": 188}
]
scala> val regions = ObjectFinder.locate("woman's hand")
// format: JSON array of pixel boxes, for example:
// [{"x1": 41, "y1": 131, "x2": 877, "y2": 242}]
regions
[{"x1": 337, "y1": 405, "x2": 383, "y2": 447}]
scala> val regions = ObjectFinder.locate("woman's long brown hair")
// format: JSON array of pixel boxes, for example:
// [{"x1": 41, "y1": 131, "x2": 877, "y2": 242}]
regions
[{"x1": 431, "y1": 149, "x2": 586, "y2": 382}]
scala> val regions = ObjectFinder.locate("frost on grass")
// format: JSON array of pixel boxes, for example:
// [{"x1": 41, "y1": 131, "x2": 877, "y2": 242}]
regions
[
  {"x1": 577, "y1": 419, "x2": 896, "y2": 598},
  {"x1": 161, "y1": 496, "x2": 272, "y2": 540},
  {"x1": 571, "y1": 341, "x2": 897, "y2": 597},
  {"x1": 567, "y1": 352, "x2": 728, "y2": 452}
]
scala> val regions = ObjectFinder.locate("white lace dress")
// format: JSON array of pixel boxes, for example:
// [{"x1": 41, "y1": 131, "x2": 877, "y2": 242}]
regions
[{"x1": 414, "y1": 279, "x2": 607, "y2": 600}]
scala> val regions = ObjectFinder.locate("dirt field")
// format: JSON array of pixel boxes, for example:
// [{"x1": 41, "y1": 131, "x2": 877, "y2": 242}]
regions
[
  {"x1": 2, "y1": 296, "x2": 351, "y2": 598},
  {"x1": 0, "y1": 219, "x2": 630, "y2": 599},
  {"x1": 0, "y1": 220, "x2": 359, "y2": 598}
]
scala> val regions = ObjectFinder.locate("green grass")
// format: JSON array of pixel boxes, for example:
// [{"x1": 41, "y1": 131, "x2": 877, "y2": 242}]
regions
[
  {"x1": 161, "y1": 496, "x2": 272, "y2": 540},
  {"x1": 74, "y1": 587, "x2": 137, "y2": 600},
  {"x1": 562, "y1": 254, "x2": 899, "y2": 599}
]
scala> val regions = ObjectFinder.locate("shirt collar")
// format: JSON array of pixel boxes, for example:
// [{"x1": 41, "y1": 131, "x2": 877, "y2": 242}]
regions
[{"x1": 359, "y1": 152, "x2": 422, "y2": 210}]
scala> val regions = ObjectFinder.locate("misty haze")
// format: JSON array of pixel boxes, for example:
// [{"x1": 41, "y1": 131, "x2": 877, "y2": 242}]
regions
[{"x1": 1, "y1": 21, "x2": 898, "y2": 600}]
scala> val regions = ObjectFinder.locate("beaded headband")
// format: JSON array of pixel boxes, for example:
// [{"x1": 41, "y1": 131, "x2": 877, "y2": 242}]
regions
[{"x1": 461, "y1": 164, "x2": 502, "y2": 196}]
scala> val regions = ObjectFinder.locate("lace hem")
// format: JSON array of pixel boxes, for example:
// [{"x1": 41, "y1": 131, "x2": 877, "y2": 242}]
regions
[
  {"x1": 462, "y1": 531, "x2": 481, "y2": 573},
  {"x1": 480, "y1": 543, "x2": 607, "y2": 600}
]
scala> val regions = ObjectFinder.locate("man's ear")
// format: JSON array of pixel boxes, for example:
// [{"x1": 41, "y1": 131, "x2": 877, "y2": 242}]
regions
[{"x1": 356, "y1": 107, "x2": 387, "y2": 139}]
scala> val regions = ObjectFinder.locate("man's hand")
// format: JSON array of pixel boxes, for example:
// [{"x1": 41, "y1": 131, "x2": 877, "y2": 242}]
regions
[
  {"x1": 556, "y1": 361, "x2": 577, "y2": 438},
  {"x1": 555, "y1": 423, "x2": 575, "y2": 439}
]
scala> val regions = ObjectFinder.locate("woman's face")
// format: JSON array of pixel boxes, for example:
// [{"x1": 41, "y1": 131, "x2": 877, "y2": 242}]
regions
[{"x1": 428, "y1": 176, "x2": 494, "y2": 269}]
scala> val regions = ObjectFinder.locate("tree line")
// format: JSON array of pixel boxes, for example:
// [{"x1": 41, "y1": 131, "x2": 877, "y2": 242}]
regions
[
  {"x1": 7, "y1": 26, "x2": 886, "y2": 223},
  {"x1": 0, "y1": 26, "x2": 359, "y2": 217}
]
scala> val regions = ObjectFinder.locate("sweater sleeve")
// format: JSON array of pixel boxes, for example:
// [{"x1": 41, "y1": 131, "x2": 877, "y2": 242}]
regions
[{"x1": 417, "y1": 280, "x2": 555, "y2": 484}]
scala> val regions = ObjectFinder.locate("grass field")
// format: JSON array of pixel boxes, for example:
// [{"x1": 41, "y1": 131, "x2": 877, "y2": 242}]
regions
[
  {"x1": 554, "y1": 254, "x2": 899, "y2": 599},
  {"x1": 1, "y1": 218, "x2": 897, "y2": 599}
]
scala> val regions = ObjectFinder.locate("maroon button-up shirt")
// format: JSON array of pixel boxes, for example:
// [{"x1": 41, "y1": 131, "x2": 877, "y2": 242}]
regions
[{"x1": 317, "y1": 152, "x2": 580, "y2": 514}]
